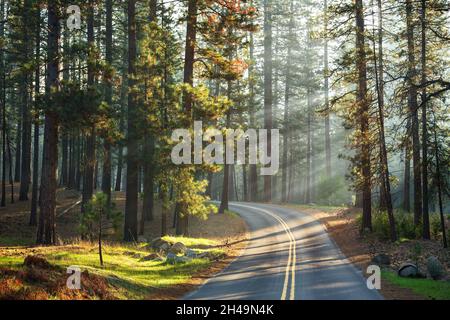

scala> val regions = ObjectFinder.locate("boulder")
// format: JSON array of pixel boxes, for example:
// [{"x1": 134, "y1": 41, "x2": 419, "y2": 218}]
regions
[
  {"x1": 150, "y1": 237, "x2": 171, "y2": 252},
  {"x1": 166, "y1": 253, "x2": 191, "y2": 265},
  {"x1": 185, "y1": 249, "x2": 198, "y2": 258},
  {"x1": 371, "y1": 254, "x2": 391, "y2": 266},
  {"x1": 427, "y1": 256, "x2": 446, "y2": 280},
  {"x1": 398, "y1": 263, "x2": 419, "y2": 278},
  {"x1": 137, "y1": 236, "x2": 148, "y2": 243},
  {"x1": 140, "y1": 253, "x2": 164, "y2": 262},
  {"x1": 169, "y1": 242, "x2": 187, "y2": 255}
]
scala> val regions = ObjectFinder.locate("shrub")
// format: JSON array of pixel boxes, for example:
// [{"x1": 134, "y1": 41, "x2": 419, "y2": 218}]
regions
[
  {"x1": 372, "y1": 211, "x2": 391, "y2": 240},
  {"x1": 371, "y1": 210, "x2": 420, "y2": 240},
  {"x1": 316, "y1": 175, "x2": 351, "y2": 206}
]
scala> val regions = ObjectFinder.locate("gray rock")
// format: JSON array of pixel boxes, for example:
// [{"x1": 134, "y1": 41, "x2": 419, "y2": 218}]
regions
[
  {"x1": 137, "y1": 236, "x2": 148, "y2": 243},
  {"x1": 166, "y1": 252, "x2": 191, "y2": 265},
  {"x1": 169, "y1": 242, "x2": 188, "y2": 255},
  {"x1": 140, "y1": 253, "x2": 164, "y2": 262},
  {"x1": 150, "y1": 237, "x2": 171, "y2": 252},
  {"x1": 185, "y1": 249, "x2": 198, "y2": 258},
  {"x1": 372, "y1": 254, "x2": 391, "y2": 266},
  {"x1": 427, "y1": 256, "x2": 446, "y2": 280},
  {"x1": 398, "y1": 263, "x2": 419, "y2": 278}
]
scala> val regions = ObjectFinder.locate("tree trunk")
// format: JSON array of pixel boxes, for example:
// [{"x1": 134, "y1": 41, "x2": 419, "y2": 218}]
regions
[
  {"x1": 355, "y1": 0, "x2": 372, "y2": 232},
  {"x1": 177, "y1": 0, "x2": 198, "y2": 234},
  {"x1": 405, "y1": 0, "x2": 422, "y2": 226},
  {"x1": 141, "y1": 0, "x2": 158, "y2": 226},
  {"x1": 248, "y1": 27, "x2": 258, "y2": 202},
  {"x1": 282, "y1": 0, "x2": 293, "y2": 204},
  {"x1": 403, "y1": 118, "x2": 411, "y2": 212},
  {"x1": 324, "y1": 0, "x2": 331, "y2": 178},
  {"x1": 263, "y1": 0, "x2": 273, "y2": 202},
  {"x1": 0, "y1": 0, "x2": 6, "y2": 208},
  {"x1": 82, "y1": 1, "x2": 96, "y2": 215},
  {"x1": 420, "y1": 0, "x2": 430, "y2": 240},
  {"x1": 124, "y1": 0, "x2": 138, "y2": 242},
  {"x1": 30, "y1": 6, "x2": 41, "y2": 226},
  {"x1": 14, "y1": 101, "x2": 22, "y2": 183},
  {"x1": 219, "y1": 113, "x2": 230, "y2": 214},
  {"x1": 433, "y1": 120, "x2": 447, "y2": 248},
  {"x1": 102, "y1": 0, "x2": 113, "y2": 205},
  {"x1": 372, "y1": 0, "x2": 396, "y2": 241},
  {"x1": 37, "y1": 0, "x2": 60, "y2": 245},
  {"x1": 19, "y1": 0, "x2": 32, "y2": 200}
]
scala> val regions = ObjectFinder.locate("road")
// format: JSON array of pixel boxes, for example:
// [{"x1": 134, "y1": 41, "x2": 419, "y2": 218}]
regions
[{"x1": 185, "y1": 202, "x2": 382, "y2": 300}]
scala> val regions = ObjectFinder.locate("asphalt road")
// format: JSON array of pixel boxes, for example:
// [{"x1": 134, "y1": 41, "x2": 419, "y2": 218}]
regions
[{"x1": 185, "y1": 202, "x2": 383, "y2": 300}]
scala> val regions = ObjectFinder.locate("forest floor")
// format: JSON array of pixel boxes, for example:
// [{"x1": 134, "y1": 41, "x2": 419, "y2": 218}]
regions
[
  {"x1": 286, "y1": 204, "x2": 450, "y2": 300},
  {"x1": 0, "y1": 186, "x2": 248, "y2": 300}
]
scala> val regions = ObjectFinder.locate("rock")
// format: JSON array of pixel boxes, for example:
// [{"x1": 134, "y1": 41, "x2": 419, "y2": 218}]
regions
[
  {"x1": 137, "y1": 236, "x2": 148, "y2": 243},
  {"x1": 166, "y1": 253, "x2": 191, "y2": 265},
  {"x1": 140, "y1": 253, "x2": 164, "y2": 262},
  {"x1": 372, "y1": 254, "x2": 391, "y2": 266},
  {"x1": 150, "y1": 237, "x2": 171, "y2": 252},
  {"x1": 185, "y1": 249, "x2": 198, "y2": 258},
  {"x1": 398, "y1": 263, "x2": 420, "y2": 278},
  {"x1": 169, "y1": 242, "x2": 187, "y2": 255},
  {"x1": 427, "y1": 256, "x2": 446, "y2": 280}
]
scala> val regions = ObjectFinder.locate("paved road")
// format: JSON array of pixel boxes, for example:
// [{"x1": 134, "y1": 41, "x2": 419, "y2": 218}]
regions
[{"x1": 185, "y1": 202, "x2": 383, "y2": 300}]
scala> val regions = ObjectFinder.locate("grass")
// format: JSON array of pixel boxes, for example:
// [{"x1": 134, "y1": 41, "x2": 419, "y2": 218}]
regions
[
  {"x1": 0, "y1": 236, "x2": 34, "y2": 247},
  {"x1": 382, "y1": 271, "x2": 450, "y2": 300},
  {"x1": 0, "y1": 238, "x2": 226, "y2": 300}
]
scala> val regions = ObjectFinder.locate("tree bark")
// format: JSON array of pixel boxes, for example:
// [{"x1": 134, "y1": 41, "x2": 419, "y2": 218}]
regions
[
  {"x1": 141, "y1": 0, "x2": 158, "y2": 227},
  {"x1": 372, "y1": 0, "x2": 396, "y2": 241},
  {"x1": 124, "y1": 0, "x2": 138, "y2": 242},
  {"x1": 102, "y1": 0, "x2": 113, "y2": 205},
  {"x1": 263, "y1": 0, "x2": 273, "y2": 202},
  {"x1": 355, "y1": 0, "x2": 372, "y2": 232},
  {"x1": 248, "y1": 27, "x2": 258, "y2": 202},
  {"x1": 177, "y1": 0, "x2": 198, "y2": 234},
  {"x1": 37, "y1": 0, "x2": 59, "y2": 245},
  {"x1": 282, "y1": 0, "x2": 293, "y2": 204},
  {"x1": 420, "y1": 0, "x2": 430, "y2": 240},
  {"x1": 82, "y1": 0, "x2": 96, "y2": 215},
  {"x1": 30, "y1": 6, "x2": 41, "y2": 226},
  {"x1": 324, "y1": 0, "x2": 331, "y2": 178},
  {"x1": 405, "y1": 0, "x2": 422, "y2": 226},
  {"x1": 0, "y1": 0, "x2": 6, "y2": 208},
  {"x1": 19, "y1": 0, "x2": 32, "y2": 201}
]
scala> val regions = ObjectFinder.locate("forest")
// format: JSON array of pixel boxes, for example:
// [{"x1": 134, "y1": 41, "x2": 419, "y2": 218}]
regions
[{"x1": 0, "y1": 0, "x2": 449, "y2": 301}]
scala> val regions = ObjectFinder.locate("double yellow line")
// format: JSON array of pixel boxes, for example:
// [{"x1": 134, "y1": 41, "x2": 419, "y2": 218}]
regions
[{"x1": 232, "y1": 204, "x2": 297, "y2": 300}]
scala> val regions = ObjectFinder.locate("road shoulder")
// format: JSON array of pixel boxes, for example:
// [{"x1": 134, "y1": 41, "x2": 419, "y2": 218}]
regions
[{"x1": 283, "y1": 205, "x2": 425, "y2": 300}]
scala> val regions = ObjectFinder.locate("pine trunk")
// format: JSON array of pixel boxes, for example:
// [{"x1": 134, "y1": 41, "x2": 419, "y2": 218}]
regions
[
  {"x1": 37, "y1": 0, "x2": 59, "y2": 245},
  {"x1": 124, "y1": 0, "x2": 138, "y2": 242},
  {"x1": 355, "y1": 0, "x2": 372, "y2": 232}
]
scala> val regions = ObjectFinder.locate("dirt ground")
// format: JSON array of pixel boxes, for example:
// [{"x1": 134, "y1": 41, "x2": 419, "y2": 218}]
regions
[{"x1": 285, "y1": 205, "x2": 443, "y2": 300}]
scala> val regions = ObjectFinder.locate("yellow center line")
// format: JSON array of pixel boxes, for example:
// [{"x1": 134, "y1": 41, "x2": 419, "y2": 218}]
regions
[{"x1": 232, "y1": 204, "x2": 297, "y2": 301}]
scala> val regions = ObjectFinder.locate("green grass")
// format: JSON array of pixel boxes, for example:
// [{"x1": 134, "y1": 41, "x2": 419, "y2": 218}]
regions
[
  {"x1": 383, "y1": 271, "x2": 450, "y2": 300},
  {"x1": 0, "y1": 236, "x2": 34, "y2": 247},
  {"x1": 0, "y1": 238, "x2": 225, "y2": 299}
]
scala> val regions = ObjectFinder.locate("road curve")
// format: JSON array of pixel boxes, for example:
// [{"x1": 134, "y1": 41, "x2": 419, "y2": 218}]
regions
[{"x1": 185, "y1": 202, "x2": 383, "y2": 300}]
